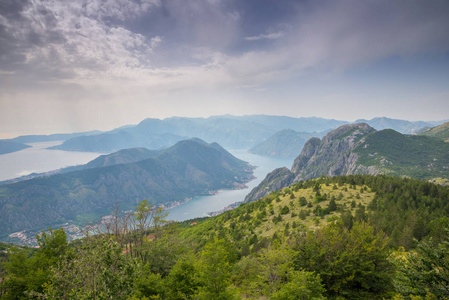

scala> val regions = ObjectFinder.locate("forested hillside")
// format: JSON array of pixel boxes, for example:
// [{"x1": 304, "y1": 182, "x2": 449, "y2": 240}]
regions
[
  {"x1": 420, "y1": 121, "x2": 449, "y2": 142},
  {"x1": 1, "y1": 175, "x2": 448, "y2": 299},
  {"x1": 0, "y1": 139, "x2": 254, "y2": 237}
]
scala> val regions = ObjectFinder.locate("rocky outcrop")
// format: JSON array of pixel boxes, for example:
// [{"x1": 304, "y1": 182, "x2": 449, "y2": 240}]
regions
[
  {"x1": 244, "y1": 123, "x2": 379, "y2": 203},
  {"x1": 244, "y1": 167, "x2": 295, "y2": 203},
  {"x1": 292, "y1": 123, "x2": 376, "y2": 181}
]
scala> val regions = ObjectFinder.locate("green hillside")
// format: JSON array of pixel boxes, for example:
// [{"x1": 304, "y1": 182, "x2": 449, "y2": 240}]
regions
[
  {"x1": 0, "y1": 139, "x2": 254, "y2": 237},
  {"x1": 420, "y1": 121, "x2": 449, "y2": 142},
  {"x1": 354, "y1": 129, "x2": 449, "y2": 179},
  {"x1": 246, "y1": 124, "x2": 449, "y2": 203},
  {"x1": 2, "y1": 175, "x2": 448, "y2": 299}
]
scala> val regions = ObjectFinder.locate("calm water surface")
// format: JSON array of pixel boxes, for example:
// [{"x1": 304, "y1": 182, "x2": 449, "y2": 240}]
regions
[
  {"x1": 0, "y1": 144, "x2": 293, "y2": 222},
  {"x1": 167, "y1": 150, "x2": 294, "y2": 221},
  {"x1": 0, "y1": 141, "x2": 105, "y2": 181}
]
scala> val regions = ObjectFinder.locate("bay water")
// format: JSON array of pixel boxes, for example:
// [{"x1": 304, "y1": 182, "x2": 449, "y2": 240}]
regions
[
  {"x1": 167, "y1": 150, "x2": 294, "y2": 221},
  {"x1": 0, "y1": 141, "x2": 105, "y2": 182},
  {"x1": 0, "y1": 143, "x2": 294, "y2": 222}
]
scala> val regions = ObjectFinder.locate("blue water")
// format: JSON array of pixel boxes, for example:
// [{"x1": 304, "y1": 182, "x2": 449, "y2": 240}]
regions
[
  {"x1": 167, "y1": 150, "x2": 294, "y2": 221},
  {"x1": 0, "y1": 144, "x2": 294, "y2": 222},
  {"x1": 0, "y1": 141, "x2": 105, "y2": 181}
]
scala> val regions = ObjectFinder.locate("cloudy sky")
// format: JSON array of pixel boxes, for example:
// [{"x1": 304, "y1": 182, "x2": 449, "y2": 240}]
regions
[{"x1": 1, "y1": 0, "x2": 449, "y2": 138}]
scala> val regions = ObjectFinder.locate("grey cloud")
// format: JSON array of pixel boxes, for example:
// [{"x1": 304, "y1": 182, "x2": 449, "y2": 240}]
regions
[
  {"x1": 158, "y1": 0, "x2": 240, "y2": 49},
  {"x1": 0, "y1": 0, "x2": 159, "y2": 86},
  {"x1": 83, "y1": 0, "x2": 161, "y2": 21},
  {"x1": 288, "y1": 0, "x2": 449, "y2": 68},
  {"x1": 244, "y1": 31, "x2": 285, "y2": 41},
  {"x1": 221, "y1": 0, "x2": 449, "y2": 87},
  {"x1": 0, "y1": 0, "x2": 65, "y2": 72},
  {"x1": 1, "y1": 0, "x2": 449, "y2": 94}
]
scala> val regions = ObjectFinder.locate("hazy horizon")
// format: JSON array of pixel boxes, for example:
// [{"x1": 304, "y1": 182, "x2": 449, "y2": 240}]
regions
[
  {"x1": 1, "y1": 114, "x2": 448, "y2": 140},
  {"x1": 1, "y1": 0, "x2": 449, "y2": 137}
]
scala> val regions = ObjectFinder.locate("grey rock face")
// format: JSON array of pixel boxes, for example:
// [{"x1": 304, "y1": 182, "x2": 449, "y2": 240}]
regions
[
  {"x1": 244, "y1": 167, "x2": 295, "y2": 203},
  {"x1": 245, "y1": 123, "x2": 380, "y2": 203}
]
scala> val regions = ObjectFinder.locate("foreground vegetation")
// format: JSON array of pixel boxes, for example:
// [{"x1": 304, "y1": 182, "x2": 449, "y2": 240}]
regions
[{"x1": 1, "y1": 175, "x2": 449, "y2": 299}]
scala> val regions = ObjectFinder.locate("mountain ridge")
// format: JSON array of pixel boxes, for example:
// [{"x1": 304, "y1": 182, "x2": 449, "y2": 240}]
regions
[
  {"x1": 48, "y1": 115, "x2": 350, "y2": 152},
  {"x1": 0, "y1": 138, "x2": 254, "y2": 236},
  {"x1": 248, "y1": 129, "x2": 324, "y2": 158},
  {"x1": 245, "y1": 123, "x2": 449, "y2": 203},
  {"x1": 420, "y1": 121, "x2": 449, "y2": 142}
]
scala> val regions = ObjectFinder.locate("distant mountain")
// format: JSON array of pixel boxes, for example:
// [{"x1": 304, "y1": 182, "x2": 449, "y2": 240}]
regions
[
  {"x1": 420, "y1": 121, "x2": 449, "y2": 142},
  {"x1": 353, "y1": 117, "x2": 442, "y2": 134},
  {"x1": 245, "y1": 123, "x2": 449, "y2": 203},
  {"x1": 49, "y1": 115, "x2": 349, "y2": 152},
  {"x1": 49, "y1": 130, "x2": 186, "y2": 152},
  {"x1": 249, "y1": 129, "x2": 324, "y2": 158},
  {"x1": 0, "y1": 140, "x2": 31, "y2": 155},
  {"x1": 225, "y1": 115, "x2": 348, "y2": 133},
  {"x1": 0, "y1": 139, "x2": 254, "y2": 235},
  {"x1": 0, "y1": 148, "x2": 162, "y2": 185},
  {"x1": 58, "y1": 148, "x2": 161, "y2": 174},
  {"x1": 7, "y1": 130, "x2": 102, "y2": 143}
]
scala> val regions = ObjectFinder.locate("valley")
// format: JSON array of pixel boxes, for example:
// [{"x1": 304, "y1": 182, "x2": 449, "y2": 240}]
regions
[{"x1": 1, "y1": 116, "x2": 449, "y2": 246}]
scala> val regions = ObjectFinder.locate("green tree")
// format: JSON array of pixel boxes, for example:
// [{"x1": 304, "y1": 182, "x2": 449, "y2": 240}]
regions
[
  {"x1": 196, "y1": 238, "x2": 238, "y2": 299},
  {"x1": 271, "y1": 270, "x2": 326, "y2": 300},
  {"x1": 2, "y1": 228, "x2": 68, "y2": 299},
  {"x1": 280, "y1": 205, "x2": 290, "y2": 215},
  {"x1": 327, "y1": 199, "x2": 337, "y2": 212},
  {"x1": 294, "y1": 222, "x2": 395, "y2": 299},
  {"x1": 165, "y1": 253, "x2": 201, "y2": 300},
  {"x1": 255, "y1": 236, "x2": 296, "y2": 297},
  {"x1": 46, "y1": 237, "x2": 138, "y2": 299},
  {"x1": 395, "y1": 235, "x2": 449, "y2": 299}
]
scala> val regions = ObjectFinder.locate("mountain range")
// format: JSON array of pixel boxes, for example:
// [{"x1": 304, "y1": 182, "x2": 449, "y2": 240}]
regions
[
  {"x1": 0, "y1": 138, "x2": 254, "y2": 236},
  {"x1": 7, "y1": 130, "x2": 102, "y2": 144},
  {"x1": 245, "y1": 122, "x2": 449, "y2": 203},
  {"x1": 46, "y1": 115, "x2": 447, "y2": 154},
  {"x1": 354, "y1": 117, "x2": 444, "y2": 134},
  {"x1": 248, "y1": 129, "x2": 326, "y2": 158},
  {"x1": 1, "y1": 115, "x2": 446, "y2": 156},
  {"x1": 420, "y1": 121, "x2": 449, "y2": 142},
  {"x1": 48, "y1": 115, "x2": 348, "y2": 152}
]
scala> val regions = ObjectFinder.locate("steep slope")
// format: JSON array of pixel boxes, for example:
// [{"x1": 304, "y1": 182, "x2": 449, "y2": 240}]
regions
[
  {"x1": 291, "y1": 123, "x2": 377, "y2": 181},
  {"x1": 249, "y1": 129, "x2": 322, "y2": 158},
  {"x1": 0, "y1": 141, "x2": 31, "y2": 155},
  {"x1": 245, "y1": 123, "x2": 449, "y2": 203},
  {"x1": 420, "y1": 121, "x2": 449, "y2": 141},
  {"x1": 0, "y1": 139, "x2": 254, "y2": 235}
]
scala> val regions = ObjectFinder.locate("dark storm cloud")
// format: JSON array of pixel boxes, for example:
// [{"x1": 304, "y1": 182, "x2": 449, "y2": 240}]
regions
[
  {"x1": 1, "y1": 0, "x2": 449, "y2": 98},
  {"x1": 0, "y1": 0, "x2": 65, "y2": 72}
]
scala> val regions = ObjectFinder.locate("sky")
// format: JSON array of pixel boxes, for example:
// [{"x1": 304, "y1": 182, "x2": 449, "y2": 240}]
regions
[{"x1": 1, "y1": 0, "x2": 449, "y2": 138}]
